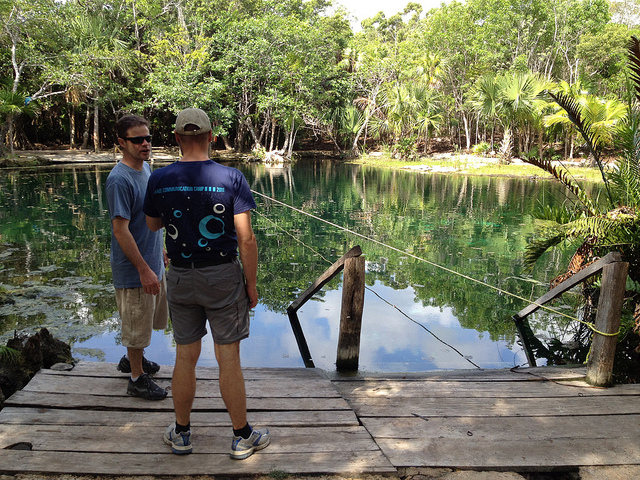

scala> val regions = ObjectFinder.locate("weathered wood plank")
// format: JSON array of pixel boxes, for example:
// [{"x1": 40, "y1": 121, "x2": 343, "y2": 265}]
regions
[
  {"x1": 345, "y1": 395, "x2": 640, "y2": 418},
  {"x1": 0, "y1": 407, "x2": 359, "y2": 427},
  {"x1": 0, "y1": 451, "x2": 396, "y2": 475},
  {"x1": 40, "y1": 363, "x2": 325, "y2": 380},
  {"x1": 375, "y1": 437, "x2": 640, "y2": 469},
  {"x1": 333, "y1": 380, "x2": 640, "y2": 398},
  {"x1": 327, "y1": 366, "x2": 588, "y2": 382},
  {"x1": 21, "y1": 374, "x2": 339, "y2": 398},
  {"x1": 0, "y1": 425, "x2": 378, "y2": 453},
  {"x1": 360, "y1": 415, "x2": 640, "y2": 441},
  {"x1": 4, "y1": 391, "x2": 351, "y2": 411}
]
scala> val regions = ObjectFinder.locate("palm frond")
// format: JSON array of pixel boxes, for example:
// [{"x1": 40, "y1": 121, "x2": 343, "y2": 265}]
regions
[
  {"x1": 523, "y1": 231, "x2": 565, "y2": 269},
  {"x1": 548, "y1": 91, "x2": 614, "y2": 206},
  {"x1": 628, "y1": 36, "x2": 640, "y2": 102},
  {"x1": 522, "y1": 155, "x2": 597, "y2": 215}
]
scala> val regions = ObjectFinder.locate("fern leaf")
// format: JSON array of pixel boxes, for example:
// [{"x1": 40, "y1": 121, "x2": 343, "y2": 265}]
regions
[
  {"x1": 523, "y1": 156, "x2": 597, "y2": 215},
  {"x1": 628, "y1": 36, "x2": 640, "y2": 102}
]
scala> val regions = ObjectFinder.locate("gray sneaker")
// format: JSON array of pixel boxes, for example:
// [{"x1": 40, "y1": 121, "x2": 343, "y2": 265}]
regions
[
  {"x1": 164, "y1": 422, "x2": 192, "y2": 455},
  {"x1": 230, "y1": 427, "x2": 270, "y2": 460},
  {"x1": 126, "y1": 373, "x2": 167, "y2": 400}
]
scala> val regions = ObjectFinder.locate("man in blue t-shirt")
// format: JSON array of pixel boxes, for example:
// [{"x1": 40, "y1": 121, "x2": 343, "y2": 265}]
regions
[
  {"x1": 106, "y1": 114, "x2": 168, "y2": 401},
  {"x1": 144, "y1": 108, "x2": 270, "y2": 459}
]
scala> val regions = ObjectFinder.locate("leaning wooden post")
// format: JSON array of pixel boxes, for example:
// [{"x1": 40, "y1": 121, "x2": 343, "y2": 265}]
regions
[
  {"x1": 586, "y1": 261, "x2": 629, "y2": 387},
  {"x1": 336, "y1": 255, "x2": 366, "y2": 371}
]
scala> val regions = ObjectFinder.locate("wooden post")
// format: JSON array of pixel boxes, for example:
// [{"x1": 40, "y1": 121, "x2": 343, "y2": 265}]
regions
[
  {"x1": 336, "y1": 255, "x2": 365, "y2": 371},
  {"x1": 586, "y1": 261, "x2": 629, "y2": 387}
]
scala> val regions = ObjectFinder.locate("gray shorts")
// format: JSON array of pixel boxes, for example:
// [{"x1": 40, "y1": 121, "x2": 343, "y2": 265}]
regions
[{"x1": 166, "y1": 259, "x2": 250, "y2": 345}]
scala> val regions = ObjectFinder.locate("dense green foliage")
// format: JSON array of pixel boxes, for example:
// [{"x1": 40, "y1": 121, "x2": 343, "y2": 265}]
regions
[{"x1": 1, "y1": 0, "x2": 639, "y2": 157}]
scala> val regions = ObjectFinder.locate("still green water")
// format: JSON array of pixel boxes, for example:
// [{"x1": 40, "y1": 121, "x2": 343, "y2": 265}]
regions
[{"x1": 0, "y1": 159, "x2": 590, "y2": 371}]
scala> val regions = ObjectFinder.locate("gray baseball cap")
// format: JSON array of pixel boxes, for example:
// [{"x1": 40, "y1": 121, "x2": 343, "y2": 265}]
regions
[{"x1": 174, "y1": 108, "x2": 212, "y2": 135}]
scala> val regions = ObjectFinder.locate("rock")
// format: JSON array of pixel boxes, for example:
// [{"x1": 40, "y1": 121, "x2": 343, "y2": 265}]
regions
[{"x1": 0, "y1": 328, "x2": 74, "y2": 407}]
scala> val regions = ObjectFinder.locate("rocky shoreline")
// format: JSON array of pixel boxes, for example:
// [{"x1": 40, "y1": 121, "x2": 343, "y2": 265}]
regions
[{"x1": 0, "y1": 328, "x2": 74, "y2": 408}]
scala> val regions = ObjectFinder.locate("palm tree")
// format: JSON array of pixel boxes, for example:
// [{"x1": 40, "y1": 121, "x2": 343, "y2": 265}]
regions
[
  {"x1": 471, "y1": 74, "x2": 501, "y2": 151},
  {"x1": 523, "y1": 36, "x2": 640, "y2": 331},
  {"x1": 545, "y1": 85, "x2": 628, "y2": 167},
  {"x1": 0, "y1": 86, "x2": 40, "y2": 155},
  {"x1": 472, "y1": 71, "x2": 552, "y2": 161}
]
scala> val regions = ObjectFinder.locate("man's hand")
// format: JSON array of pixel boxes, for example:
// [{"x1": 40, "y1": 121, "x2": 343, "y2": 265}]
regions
[
  {"x1": 140, "y1": 266, "x2": 160, "y2": 295},
  {"x1": 246, "y1": 284, "x2": 258, "y2": 309}
]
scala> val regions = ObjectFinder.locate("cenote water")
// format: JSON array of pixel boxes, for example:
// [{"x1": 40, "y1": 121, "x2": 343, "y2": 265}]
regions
[{"x1": 0, "y1": 159, "x2": 597, "y2": 372}]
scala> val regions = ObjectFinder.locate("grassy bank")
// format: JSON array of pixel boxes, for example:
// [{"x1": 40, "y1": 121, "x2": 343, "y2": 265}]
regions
[{"x1": 351, "y1": 152, "x2": 605, "y2": 182}]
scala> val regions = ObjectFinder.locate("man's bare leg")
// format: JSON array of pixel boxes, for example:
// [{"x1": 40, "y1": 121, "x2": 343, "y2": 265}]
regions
[
  {"x1": 172, "y1": 341, "x2": 201, "y2": 426},
  {"x1": 127, "y1": 347, "x2": 145, "y2": 378},
  {"x1": 214, "y1": 341, "x2": 247, "y2": 429}
]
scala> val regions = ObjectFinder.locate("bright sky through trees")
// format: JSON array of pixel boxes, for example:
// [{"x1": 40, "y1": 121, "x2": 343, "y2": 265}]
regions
[{"x1": 334, "y1": 0, "x2": 446, "y2": 30}]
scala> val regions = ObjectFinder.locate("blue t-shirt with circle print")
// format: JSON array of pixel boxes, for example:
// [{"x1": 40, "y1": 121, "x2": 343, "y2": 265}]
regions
[{"x1": 143, "y1": 160, "x2": 256, "y2": 263}]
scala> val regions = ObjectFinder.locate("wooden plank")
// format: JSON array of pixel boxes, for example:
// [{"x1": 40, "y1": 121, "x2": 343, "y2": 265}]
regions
[
  {"x1": 20, "y1": 374, "x2": 340, "y2": 398},
  {"x1": 40, "y1": 363, "x2": 325, "y2": 380},
  {"x1": 0, "y1": 407, "x2": 359, "y2": 428},
  {"x1": 4, "y1": 391, "x2": 351, "y2": 411},
  {"x1": 0, "y1": 451, "x2": 396, "y2": 475},
  {"x1": 333, "y1": 380, "x2": 640, "y2": 399},
  {"x1": 375, "y1": 437, "x2": 640, "y2": 469},
  {"x1": 360, "y1": 415, "x2": 640, "y2": 441},
  {"x1": 0, "y1": 425, "x2": 378, "y2": 453},
  {"x1": 345, "y1": 395, "x2": 640, "y2": 418},
  {"x1": 327, "y1": 365, "x2": 589, "y2": 382}
]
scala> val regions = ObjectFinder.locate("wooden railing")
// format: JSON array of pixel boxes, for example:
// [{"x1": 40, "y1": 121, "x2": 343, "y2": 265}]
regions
[
  {"x1": 513, "y1": 251, "x2": 629, "y2": 387},
  {"x1": 286, "y1": 246, "x2": 365, "y2": 370}
]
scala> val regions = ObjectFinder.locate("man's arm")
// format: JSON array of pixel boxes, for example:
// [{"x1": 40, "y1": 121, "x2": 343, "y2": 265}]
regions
[
  {"x1": 234, "y1": 210, "x2": 258, "y2": 309},
  {"x1": 146, "y1": 215, "x2": 164, "y2": 232},
  {"x1": 112, "y1": 216, "x2": 160, "y2": 295}
]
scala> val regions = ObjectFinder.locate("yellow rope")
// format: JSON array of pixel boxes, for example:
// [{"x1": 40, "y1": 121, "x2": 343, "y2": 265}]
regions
[{"x1": 252, "y1": 190, "x2": 620, "y2": 338}]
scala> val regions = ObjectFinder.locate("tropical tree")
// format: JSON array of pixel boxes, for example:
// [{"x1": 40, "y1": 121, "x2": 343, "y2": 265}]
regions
[
  {"x1": 0, "y1": 0, "x2": 66, "y2": 152},
  {"x1": 471, "y1": 71, "x2": 552, "y2": 160},
  {"x1": 523, "y1": 36, "x2": 640, "y2": 331}
]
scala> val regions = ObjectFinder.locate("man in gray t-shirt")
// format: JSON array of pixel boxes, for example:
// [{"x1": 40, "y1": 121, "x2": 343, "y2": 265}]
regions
[{"x1": 106, "y1": 114, "x2": 168, "y2": 401}]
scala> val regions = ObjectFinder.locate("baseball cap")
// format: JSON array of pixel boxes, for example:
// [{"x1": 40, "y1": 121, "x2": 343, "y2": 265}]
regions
[{"x1": 174, "y1": 108, "x2": 212, "y2": 135}]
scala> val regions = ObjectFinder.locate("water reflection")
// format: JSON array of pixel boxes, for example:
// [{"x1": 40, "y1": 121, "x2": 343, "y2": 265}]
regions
[{"x1": 0, "y1": 160, "x2": 590, "y2": 372}]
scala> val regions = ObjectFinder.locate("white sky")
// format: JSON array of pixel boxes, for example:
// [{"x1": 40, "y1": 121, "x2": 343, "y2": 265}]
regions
[{"x1": 332, "y1": 0, "x2": 446, "y2": 30}]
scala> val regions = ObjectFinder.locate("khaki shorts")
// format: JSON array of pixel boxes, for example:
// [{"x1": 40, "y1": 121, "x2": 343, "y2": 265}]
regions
[
  {"x1": 116, "y1": 273, "x2": 169, "y2": 349},
  {"x1": 166, "y1": 260, "x2": 250, "y2": 346}
]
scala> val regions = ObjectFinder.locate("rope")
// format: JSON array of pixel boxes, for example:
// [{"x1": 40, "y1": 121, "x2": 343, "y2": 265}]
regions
[
  {"x1": 253, "y1": 209, "x2": 484, "y2": 369},
  {"x1": 252, "y1": 189, "x2": 620, "y2": 338}
]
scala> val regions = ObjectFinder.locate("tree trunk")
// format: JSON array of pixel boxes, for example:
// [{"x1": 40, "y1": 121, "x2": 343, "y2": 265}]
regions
[
  {"x1": 269, "y1": 122, "x2": 277, "y2": 151},
  {"x1": 244, "y1": 117, "x2": 261, "y2": 150},
  {"x1": 93, "y1": 101, "x2": 100, "y2": 152},
  {"x1": 82, "y1": 105, "x2": 90, "y2": 150},
  {"x1": 221, "y1": 135, "x2": 233, "y2": 151},
  {"x1": 462, "y1": 113, "x2": 470, "y2": 151},
  {"x1": 6, "y1": 113, "x2": 15, "y2": 154},
  {"x1": 538, "y1": 129, "x2": 544, "y2": 160},
  {"x1": 69, "y1": 105, "x2": 76, "y2": 149}
]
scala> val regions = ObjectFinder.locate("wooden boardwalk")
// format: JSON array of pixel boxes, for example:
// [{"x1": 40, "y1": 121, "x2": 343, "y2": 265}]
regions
[{"x1": 1, "y1": 362, "x2": 640, "y2": 475}]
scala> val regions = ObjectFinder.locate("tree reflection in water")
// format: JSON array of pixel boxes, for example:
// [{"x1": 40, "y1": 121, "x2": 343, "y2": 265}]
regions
[{"x1": 0, "y1": 160, "x2": 602, "y2": 372}]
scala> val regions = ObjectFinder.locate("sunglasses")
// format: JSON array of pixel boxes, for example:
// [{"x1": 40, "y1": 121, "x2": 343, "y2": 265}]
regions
[{"x1": 122, "y1": 135, "x2": 152, "y2": 144}]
